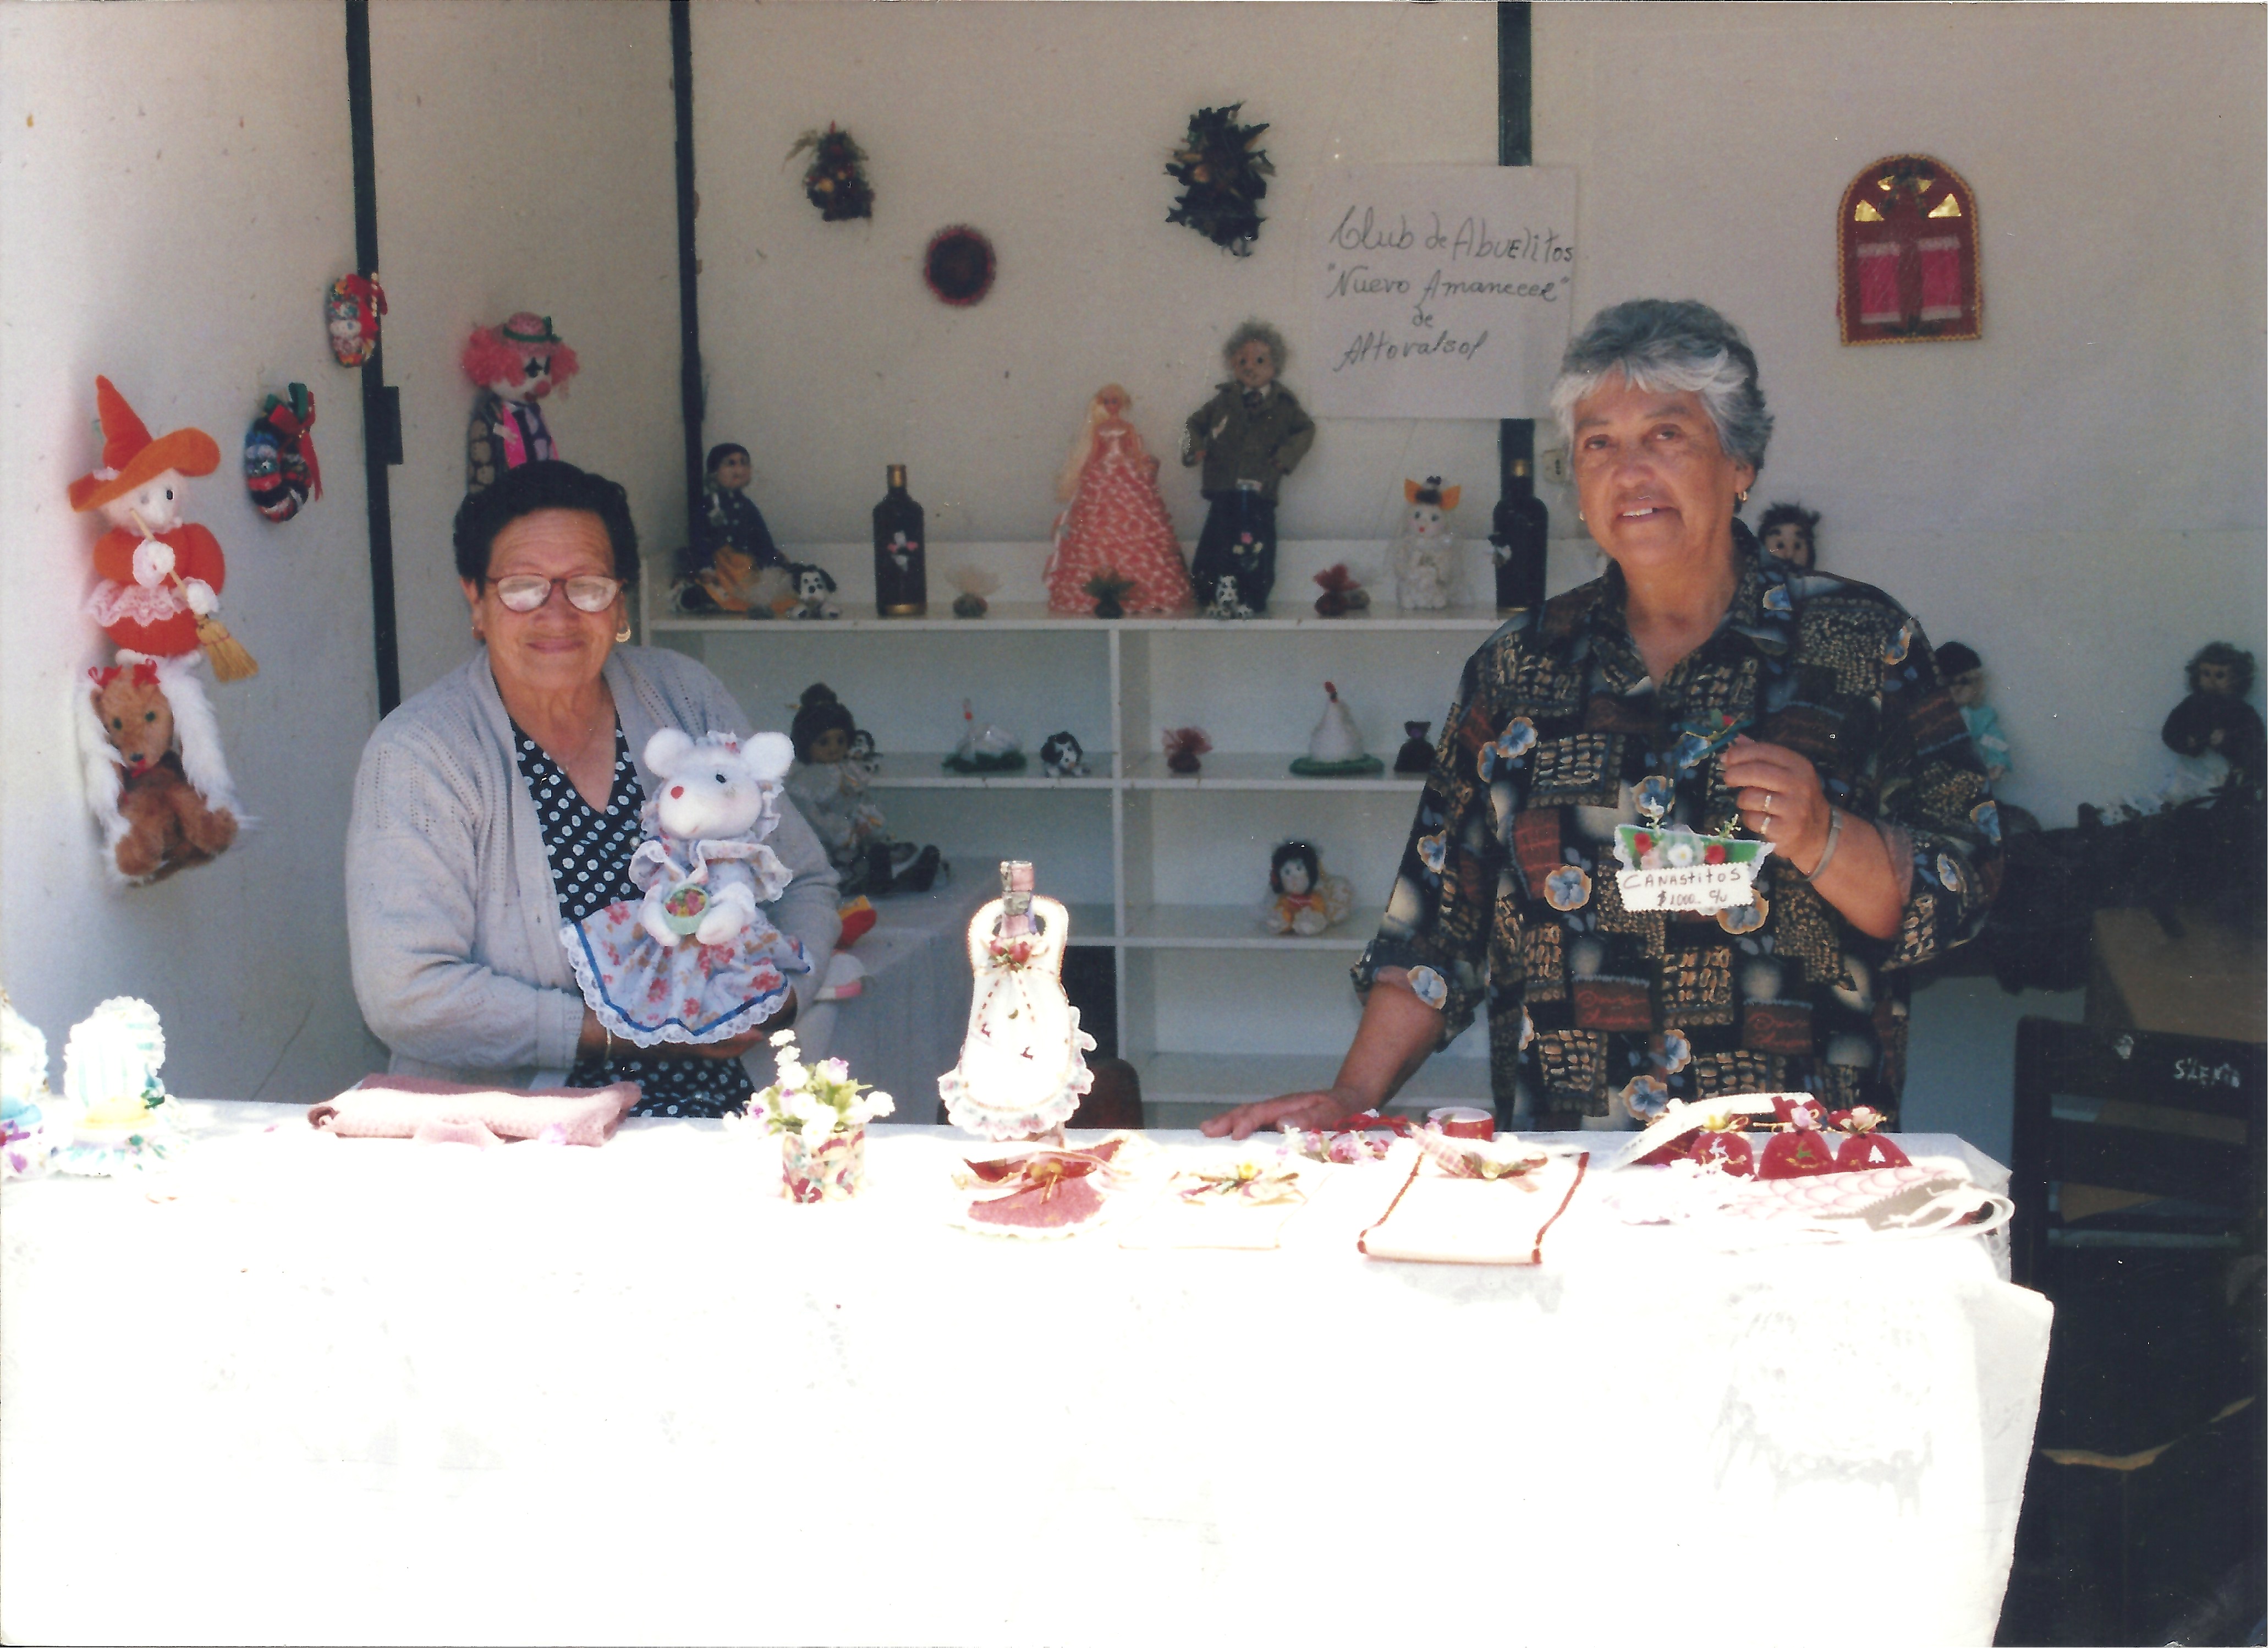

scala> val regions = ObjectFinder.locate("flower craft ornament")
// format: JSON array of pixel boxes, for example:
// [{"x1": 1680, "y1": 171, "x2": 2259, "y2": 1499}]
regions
[{"x1": 728, "y1": 1029, "x2": 894, "y2": 1202}]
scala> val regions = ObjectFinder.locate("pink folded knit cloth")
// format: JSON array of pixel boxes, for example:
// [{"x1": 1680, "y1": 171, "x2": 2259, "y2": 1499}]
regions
[{"x1": 308, "y1": 1076, "x2": 641, "y2": 1147}]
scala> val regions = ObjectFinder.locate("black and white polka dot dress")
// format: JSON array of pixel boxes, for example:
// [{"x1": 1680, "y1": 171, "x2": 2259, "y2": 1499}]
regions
[{"x1": 513, "y1": 720, "x2": 755, "y2": 1118}]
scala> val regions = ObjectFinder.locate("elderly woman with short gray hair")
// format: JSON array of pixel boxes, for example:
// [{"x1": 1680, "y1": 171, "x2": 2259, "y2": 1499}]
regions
[{"x1": 1208, "y1": 299, "x2": 2001, "y2": 1138}]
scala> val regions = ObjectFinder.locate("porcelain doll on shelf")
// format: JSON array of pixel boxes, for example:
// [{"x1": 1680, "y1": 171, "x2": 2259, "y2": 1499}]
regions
[
  {"x1": 680, "y1": 442, "x2": 793, "y2": 616},
  {"x1": 1260, "y1": 840, "x2": 1354, "y2": 936},
  {"x1": 783, "y1": 685, "x2": 941, "y2": 895},
  {"x1": 938, "y1": 861, "x2": 1096, "y2": 1141},
  {"x1": 1934, "y1": 641, "x2": 2010, "y2": 783},
  {"x1": 1181, "y1": 320, "x2": 1314, "y2": 616},
  {"x1": 1045, "y1": 385, "x2": 1195, "y2": 616}
]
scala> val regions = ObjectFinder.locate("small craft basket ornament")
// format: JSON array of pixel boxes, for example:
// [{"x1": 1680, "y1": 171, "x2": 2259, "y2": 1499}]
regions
[
  {"x1": 781, "y1": 1122, "x2": 866, "y2": 1203},
  {"x1": 726, "y1": 1028, "x2": 893, "y2": 1202}
]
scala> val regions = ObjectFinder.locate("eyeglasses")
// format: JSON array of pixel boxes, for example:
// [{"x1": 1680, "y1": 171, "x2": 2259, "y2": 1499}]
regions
[{"x1": 489, "y1": 574, "x2": 622, "y2": 614}]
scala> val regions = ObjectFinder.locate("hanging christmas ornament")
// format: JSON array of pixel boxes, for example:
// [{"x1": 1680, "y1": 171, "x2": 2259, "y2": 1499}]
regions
[
  {"x1": 1165, "y1": 102, "x2": 1274, "y2": 256},
  {"x1": 244, "y1": 384, "x2": 321, "y2": 522},
  {"x1": 786, "y1": 123, "x2": 874, "y2": 222}
]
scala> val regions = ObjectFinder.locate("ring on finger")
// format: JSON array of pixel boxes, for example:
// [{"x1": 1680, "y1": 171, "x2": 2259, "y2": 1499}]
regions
[{"x1": 1763, "y1": 791, "x2": 1775, "y2": 817}]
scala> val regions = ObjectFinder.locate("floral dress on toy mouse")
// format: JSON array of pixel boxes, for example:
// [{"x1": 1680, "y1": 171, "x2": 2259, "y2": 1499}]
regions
[
  {"x1": 938, "y1": 861, "x2": 1096, "y2": 1140},
  {"x1": 562, "y1": 729, "x2": 811, "y2": 1044}
]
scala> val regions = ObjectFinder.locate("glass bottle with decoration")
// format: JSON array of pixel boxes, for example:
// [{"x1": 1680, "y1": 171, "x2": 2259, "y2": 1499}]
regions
[
  {"x1": 1490, "y1": 456, "x2": 1549, "y2": 614},
  {"x1": 872, "y1": 464, "x2": 927, "y2": 617}
]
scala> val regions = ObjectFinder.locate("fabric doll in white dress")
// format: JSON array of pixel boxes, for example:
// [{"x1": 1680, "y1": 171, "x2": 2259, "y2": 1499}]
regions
[
  {"x1": 563, "y1": 729, "x2": 810, "y2": 1044},
  {"x1": 938, "y1": 861, "x2": 1095, "y2": 1140}
]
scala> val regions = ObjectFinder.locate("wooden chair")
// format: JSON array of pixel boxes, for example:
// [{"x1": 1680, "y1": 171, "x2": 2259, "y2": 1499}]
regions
[
  {"x1": 2003, "y1": 1017, "x2": 2266, "y2": 1644},
  {"x1": 2010, "y1": 1017, "x2": 2264, "y2": 1292}
]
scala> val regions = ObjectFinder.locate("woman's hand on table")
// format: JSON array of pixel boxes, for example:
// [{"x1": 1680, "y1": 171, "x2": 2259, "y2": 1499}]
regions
[{"x1": 1201, "y1": 1086, "x2": 1369, "y2": 1141}]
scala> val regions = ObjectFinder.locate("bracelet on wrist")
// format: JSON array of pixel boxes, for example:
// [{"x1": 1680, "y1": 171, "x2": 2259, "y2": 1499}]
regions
[{"x1": 1801, "y1": 807, "x2": 1844, "y2": 882}]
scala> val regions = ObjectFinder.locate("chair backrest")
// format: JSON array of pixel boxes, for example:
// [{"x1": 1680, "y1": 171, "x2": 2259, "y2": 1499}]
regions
[{"x1": 2010, "y1": 1017, "x2": 2266, "y2": 1289}]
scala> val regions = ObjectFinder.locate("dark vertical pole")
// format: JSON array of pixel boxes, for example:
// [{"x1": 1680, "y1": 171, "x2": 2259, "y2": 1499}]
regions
[
  {"x1": 345, "y1": 0, "x2": 402, "y2": 715},
  {"x1": 671, "y1": 1, "x2": 706, "y2": 540},
  {"x1": 1497, "y1": 2, "x2": 1535, "y2": 495}
]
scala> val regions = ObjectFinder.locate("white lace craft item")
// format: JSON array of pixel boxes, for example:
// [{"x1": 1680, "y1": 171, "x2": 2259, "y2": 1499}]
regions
[{"x1": 938, "y1": 861, "x2": 1096, "y2": 1140}]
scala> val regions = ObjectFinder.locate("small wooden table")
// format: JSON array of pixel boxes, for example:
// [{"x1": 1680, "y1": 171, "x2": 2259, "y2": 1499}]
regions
[{"x1": 2085, "y1": 906, "x2": 2266, "y2": 1043}]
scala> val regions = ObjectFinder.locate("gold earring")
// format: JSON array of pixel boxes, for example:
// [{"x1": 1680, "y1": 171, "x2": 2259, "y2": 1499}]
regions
[
  {"x1": 1738, "y1": 489, "x2": 1750, "y2": 503},
  {"x1": 614, "y1": 618, "x2": 633, "y2": 644},
  {"x1": 1577, "y1": 510, "x2": 1585, "y2": 523}
]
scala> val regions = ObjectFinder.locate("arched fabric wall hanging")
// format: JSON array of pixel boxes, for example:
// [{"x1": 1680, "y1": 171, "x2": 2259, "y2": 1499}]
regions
[{"x1": 1838, "y1": 155, "x2": 1981, "y2": 345}]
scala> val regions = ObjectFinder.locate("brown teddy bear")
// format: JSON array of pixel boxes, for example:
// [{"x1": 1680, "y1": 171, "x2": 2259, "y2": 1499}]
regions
[{"x1": 80, "y1": 662, "x2": 239, "y2": 883}]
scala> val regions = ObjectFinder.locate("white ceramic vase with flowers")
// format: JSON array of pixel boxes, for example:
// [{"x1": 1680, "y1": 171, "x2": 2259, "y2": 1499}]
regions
[{"x1": 728, "y1": 1028, "x2": 893, "y2": 1201}]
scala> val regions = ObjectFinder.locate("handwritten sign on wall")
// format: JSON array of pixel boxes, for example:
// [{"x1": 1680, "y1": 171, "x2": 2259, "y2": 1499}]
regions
[{"x1": 1301, "y1": 166, "x2": 1578, "y2": 420}]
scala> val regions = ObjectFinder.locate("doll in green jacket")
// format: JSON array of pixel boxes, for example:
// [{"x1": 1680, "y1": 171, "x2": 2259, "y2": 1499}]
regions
[{"x1": 1182, "y1": 320, "x2": 1315, "y2": 616}]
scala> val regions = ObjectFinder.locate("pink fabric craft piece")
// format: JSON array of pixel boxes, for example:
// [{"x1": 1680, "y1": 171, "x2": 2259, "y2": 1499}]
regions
[
  {"x1": 1045, "y1": 424, "x2": 1196, "y2": 615},
  {"x1": 308, "y1": 1077, "x2": 639, "y2": 1147}
]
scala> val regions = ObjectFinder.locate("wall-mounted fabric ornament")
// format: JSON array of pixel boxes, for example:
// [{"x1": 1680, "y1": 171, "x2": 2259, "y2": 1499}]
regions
[
  {"x1": 786, "y1": 124, "x2": 874, "y2": 222},
  {"x1": 78, "y1": 658, "x2": 241, "y2": 885},
  {"x1": 922, "y1": 226, "x2": 996, "y2": 307},
  {"x1": 244, "y1": 384, "x2": 321, "y2": 522},
  {"x1": 1166, "y1": 103, "x2": 1275, "y2": 256},
  {"x1": 70, "y1": 375, "x2": 257, "y2": 682},
  {"x1": 326, "y1": 272, "x2": 387, "y2": 366},
  {"x1": 1838, "y1": 155, "x2": 1981, "y2": 345}
]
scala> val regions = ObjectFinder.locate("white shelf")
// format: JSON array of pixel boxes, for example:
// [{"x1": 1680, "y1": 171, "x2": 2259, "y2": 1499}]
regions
[
  {"x1": 655, "y1": 549, "x2": 1487, "y2": 1105},
  {"x1": 650, "y1": 600, "x2": 1511, "y2": 636},
  {"x1": 865, "y1": 754, "x2": 1118, "y2": 791},
  {"x1": 1121, "y1": 902, "x2": 1380, "y2": 952},
  {"x1": 1055, "y1": 902, "x2": 1118, "y2": 948},
  {"x1": 1121, "y1": 751, "x2": 1426, "y2": 792}
]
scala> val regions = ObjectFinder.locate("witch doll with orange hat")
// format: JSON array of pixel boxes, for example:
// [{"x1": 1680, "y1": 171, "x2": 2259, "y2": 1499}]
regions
[
  {"x1": 70, "y1": 376, "x2": 248, "y2": 882},
  {"x1": 70, "y1": 375, "x2": 254, "y2": 681}
]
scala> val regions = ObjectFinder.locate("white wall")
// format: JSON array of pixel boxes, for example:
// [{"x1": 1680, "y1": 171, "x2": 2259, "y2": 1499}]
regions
[
  {"x1": 0, "y1": 0, "x2": 687, "y2": 1101},
  {"x1": 2, "y1": 1, "x2": 2258, "y2": 1147},
  {"x1": 689, "y1": 0, "x2": 1506, "y2": 560},
  {"x1": 1534, "y1": 1, "x2": 2266, "y2": 827},
  {"x1": 0, "y1": 1, "x2": 386, "y2": 1098},
  {"x1": 369, "y1": 0, "x2": 684, "y2": 699}
]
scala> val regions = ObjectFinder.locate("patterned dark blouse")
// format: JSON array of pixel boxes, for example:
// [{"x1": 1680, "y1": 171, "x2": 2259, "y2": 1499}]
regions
[
  {"x1": 513, "y1": 721, "x2": 755, "y2": 1118},
  {"x1": 1357, "y1": 527, "x2": 2002, "y2": 1128}
]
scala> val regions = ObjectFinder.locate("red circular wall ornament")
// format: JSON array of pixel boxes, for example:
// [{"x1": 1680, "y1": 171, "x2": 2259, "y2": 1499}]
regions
[
  {"x1": 1837, "y1": 155, "x2": 1981, "y2": 346},
  {"x1": 922, "y1": 226, "x2": 996, "y2": 307}
]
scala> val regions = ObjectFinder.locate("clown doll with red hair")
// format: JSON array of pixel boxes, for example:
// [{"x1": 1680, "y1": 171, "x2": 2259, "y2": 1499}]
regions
[{"x1": 462, "y1": 311, "x2": 579, "y2": 493}]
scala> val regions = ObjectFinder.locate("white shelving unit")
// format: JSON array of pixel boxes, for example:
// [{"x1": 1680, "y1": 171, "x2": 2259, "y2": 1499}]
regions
[{"x1": 647, "y1": 541, "x2": 1509, "y2": 1123}]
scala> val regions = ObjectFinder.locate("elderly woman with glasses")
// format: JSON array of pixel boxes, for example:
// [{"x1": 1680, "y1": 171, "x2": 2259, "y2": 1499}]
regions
[
  {"x1": 346, "y1": 459, "x2": 839, "y2": 1116},
  {"x1": 1207, "y1": 299, "x2": 2001, "y2": 1141}
]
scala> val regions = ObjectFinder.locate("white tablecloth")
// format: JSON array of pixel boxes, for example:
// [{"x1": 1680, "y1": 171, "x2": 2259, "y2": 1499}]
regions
[{"x1": 0, "y1": 1106, "x2": 2049, "y2": 1647}]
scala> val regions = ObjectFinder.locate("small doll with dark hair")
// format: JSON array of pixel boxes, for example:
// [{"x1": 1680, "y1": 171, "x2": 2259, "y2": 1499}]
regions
[
  {"x1": 680, "y1": 442, "x2": 792, "y2": 615},
  {"x1": 1756, "y1": 501, "x2": 1819, "y2": 571},
  {"x1": 782, "y1": 685, "x2": 941, "y2": 895},
  {"x1": 2163, "y1": 642, "x2": 2264, "y2": 802},
  {"x1": 1260, "y1": 839, "x2": 1353, "y2": 936},
  {"x1": 1934, "y1": 640, "x2": 2010, "y2": 782}
]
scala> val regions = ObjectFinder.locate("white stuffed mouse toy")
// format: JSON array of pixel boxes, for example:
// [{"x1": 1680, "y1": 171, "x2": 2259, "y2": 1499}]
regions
[{"x1": 633, "y1": 727, "x2": 797, "y2": 949}]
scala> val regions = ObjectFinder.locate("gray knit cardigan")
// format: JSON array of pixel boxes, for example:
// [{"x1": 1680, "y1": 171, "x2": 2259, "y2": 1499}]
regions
[{"x1": 346, "y1": 645, "x2": 841, "y2": 1086}]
